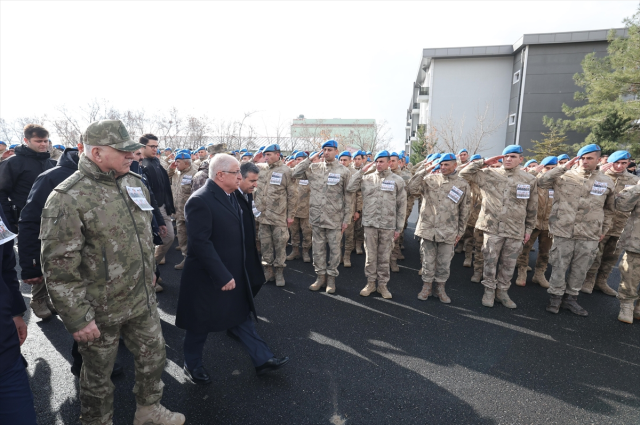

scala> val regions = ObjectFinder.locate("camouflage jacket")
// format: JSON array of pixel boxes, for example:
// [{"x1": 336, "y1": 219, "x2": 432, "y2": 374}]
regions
[
  {"x1": 538, "y1": 165, "x2": 615, "y2": 241},
  {"x1": 191, "y1": 160, "x2": 210, "y2": 192},
  {"x1": 292, "y1": 158, "x2": 354, "y2": 230},
  {"x1": 603, "y1": 169, "x2": 639, "y2": 237},
  {"x1": 408, "y1": 169, "x2": 471, "y2": 243},
  {"x1": 349, "y1": 165, "x2": 364, "y2": 212},
  {"x1": 294, "y1": 178, "x2": 311, "y2": 218},
  {"x1": 168, "y1": 162, "x2": 199, "y2": 217},
  {"x1": 534, "y1": 176, "x2": 554, "y2": 231},
  {"x1": 41, "y1": 154, "x2": 156, "y2": 334},
  {"x1": 467, "y1": 181, "x2": 482, "y2": 227},
  {"x1": 347, "y1": 168, "x2": 407, "y2": 232},
  {"x1": 459, "y1": 160, "x2": 538, "y2": 239},
  {"x1": 159, "y1": 156, "x2": 171, "y2": 171},
  {"x1": 614, "y1": 184, "x2": 640, "y2": 253},
  {"x1": 254, "y1": 160, "x2": 297, "y2": 226}
]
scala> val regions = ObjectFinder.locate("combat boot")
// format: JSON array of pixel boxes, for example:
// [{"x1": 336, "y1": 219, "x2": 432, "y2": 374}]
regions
[
  {"x1": 580, "y1": 273, "x2": 596, "y2": 294},
  {"x1": 471, "y1": 269, "x2": 483, "y2": 283},
  {"x1": 515, "y1": 266, "x2": 527, "y2": 287},
  {"x1": 546, "y1": 294, "x2": 562, "y2": 314},
  {"x1": 286, "y1": 246, "x2": 300, "y2": 261},
  {"x1": 390, "y1": 259, "x2": 399, "y2": 273},
  {"x1": 594, "y1": 277, "x2": 618, "y2": 297},
  {"x1": 309, "y1": 274, "x2": 326, "y2": 291},
  {"x1": 343, "y1": 251, "x2": 352, "y2": 268},
  {"x1": 133, "y1": 403, "x2": 185, "y2": 425},
  {"x1": 360, "y1": 280, "x2": 377, "y2": 297},
  {"x1": 495, "y1": 289, "x2": 516, "y2": 309},
  {"x1": 155, "y1": 283, "x2": 164, "y2": 293},
  {"x1": 264, "y1": 265, "x2": 275, "y2": 282},
  {"x1": 377, "y1": 283, "x2": 392, "y2": 299},
  {"x1": 45, "y1": 297, "x2": 58, "y2": 315},
  {"x1": 275, "y1": 267, "x2": 285, "y2": 287},
  {"x1": 618, "y1": 300, "x2": 634, "y2": 324},
  {"x1": 158, "y1": 257, "x2": 166, "y2": 265},
  {"x1": 634, "y1": 301, "x2": 640, "y2": 320},
  {"x1": 463, "y1": 252, "x2": 472, "y2": 268},
  {"x1": 418, "y1": 268, "x2": 423, "y2": 275},
  {"x1": 30, "y1": 298, "x2": 52, "y2": 320},
  {"x1": 531, "y1": 268, "x2": 549, "y2": 288},
  {"x1": 326, "y1": 276, "x2": 336, "y2": 294},
  {"x1": 302, "y1": 248, "x2": 311, "y2": 263},
  {"x1": 174, "y1": 245, "x2": 181, "y2": 251},
  {"x1": 455, "y1": 244, "x2": 464, "y2": 254},
  {"x1": 355, "y1": 241, "x2": 364, "y2": 255},
  {"x1": 561, "y1": 294, "x2": 588, "y2": 316},
  {"x1": 397, "y1": 251, "x2": 405, "y2": 260},
  {"x1": 434, "y1": 283, "x2": 451, "y2": 304},
  {"x1": 417, "y1": 282, "x2": 432, "y2": 300},
  {"x1": 481, "y1": 287, "x2": 495, "y2": 307},
  {"x1": 174, "y1": 258, "x2": 185, "y2": 270}
]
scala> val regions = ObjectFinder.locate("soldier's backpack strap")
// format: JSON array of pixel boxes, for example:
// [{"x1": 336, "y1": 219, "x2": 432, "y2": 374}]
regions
[{"x1": 54, "y1": 171, "x2": 85, "y2": 193}]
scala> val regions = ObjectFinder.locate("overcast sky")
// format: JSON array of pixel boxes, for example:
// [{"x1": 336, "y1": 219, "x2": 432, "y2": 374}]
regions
[{"x1": 1, "y1": 1, "x2": 637, "y2": 150}]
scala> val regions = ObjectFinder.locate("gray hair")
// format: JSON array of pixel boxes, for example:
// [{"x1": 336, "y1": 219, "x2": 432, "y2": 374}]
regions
[
  {"x1": 209, "y1": 153, "x2": 239, "y2": 180},
  {"x1": 240, "y1": 161, "x2": 260, "y2": 179}
]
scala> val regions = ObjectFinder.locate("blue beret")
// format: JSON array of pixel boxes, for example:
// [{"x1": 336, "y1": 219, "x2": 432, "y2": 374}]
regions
[
  {"x1": 433, "y1": 164, "x2": 441, "y2": 171},
  {"x1": 458, "y1": 148, "x2": 468, "y2": 155},
  {"x1": 9, "y1": 144, "x2": 18, "y2": 149},
  {"x1": 322, "y1": 139, "x2": 338, "y2": 149},
  {"x1": 0, "y1": 141, "x2": 6, "y2": 146},
  {"x1": 352, "y1": 150, "x2": 363, "y2": 159},
  {"x1": 196, "y1": 146, "x2": 206, "y2": 152},
  {"x1": 157, "y1": 149, "x2": 161, "y2": 155},
  {"x1": 241, "y1": 152, "x2": 253, "y2": 158},
  {"x1": 263, "y1": 144, "x2": 281, "y2": 153},
  {"x1": 366, "y1": 151, "x2": 372, "y2": 155},
  {"x1": 502, "y1": 145, "x2": 523, "y2": 155},
  {"x1": 367, "y1": 158, "x2": 371, "y2": 162},
  {"x1": 240, "y1": 148, "x2": 248, "y2": 153},
  {"x1": 557, "y1": 154, "x2": 570, "y2": 161},
  {"x1": 164, "y1": 147, "x2": 172, "y2": 152},
  {"x1": 438, "y1": 153, "x2": 456, "y2": 163},
  {"x1": 206, "y1": 143, "x2": 214, "y2": 146},
  {"x1": 470, "y1": 154, "x2": 482, "y2": 161},
  {"x1": 310, "y1": 151, "x2": 317, "y2": 157},
  {"x1": 390, "y1": 151, "x2": 400, "y2": 158},
  {"x1": 294, "y1": 151, "x2": 307, "y2": 159},
  {"x1": 432, "y1": 153, "x2": 442, "y2": 160},
  {"x1": 498, "y1": 159, "x2": 503, "y2": 163},
  {"x1": 524, "y1": 159, "x2": 538, "y2": 167},
  {"x1": 577, "y1": 143, "x2": 601, "y2": 158},
  {"x1": 53, "y1": 144, "x2": 65, "y2": 150},
  {"x1": 541, "y1": 156, "x2": 558, "y2": 166},
  {"x1": 374, "y1": 150, "x2": 390, "y2": 160},
  {"x1": 608, "y1": 150, "x2": 631, "y2": 163},
  {"x1": 175, "y1": 151, "x2": 191, "y2": 160},
  {"x1": 338, "y1": 150, "x2": 351, "y2": 159}
]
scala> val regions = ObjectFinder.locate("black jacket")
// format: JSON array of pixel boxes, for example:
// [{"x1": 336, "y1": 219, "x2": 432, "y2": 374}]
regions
[
  {"x1": 130, "y1": 161, "x2": 166, "y2": 230},
  {"x1": 141, "y1": 157, "x2": 175, "y2": 215},
  {"x1": 0, "y1": 207, "x2": 25, "y2": 376},
  {"x1": 235, "y1": 189, "x2": 265, "y2": 297},
  {"x1": 0, "y1": 145, "x2": 56, "y2": 230},
  {"x1": 175, "y1": 180, "x2": 256, "y2": 333}
]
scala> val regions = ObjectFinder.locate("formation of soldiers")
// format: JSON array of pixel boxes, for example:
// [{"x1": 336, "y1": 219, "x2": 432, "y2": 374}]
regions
[{"x1": 157, "y1": 140, "x2": 640, "y2": 324}]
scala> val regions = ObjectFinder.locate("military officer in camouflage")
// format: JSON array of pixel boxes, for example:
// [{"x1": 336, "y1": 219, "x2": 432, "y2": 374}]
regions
[
  {"x1": 293, "y1": 140, "x2": 354, "y2": 294},
  {"x1": 348, "y1": 151, "x2": 366, "y2": 255},
  {"x1": 41, "y1": 120, "x2": 184, "y2": 425},
  {"x1": 537, "y1": 144, "x2": 615, "y2": 316},
  {"x1": 347, "y1": 151, "x2": 407, "y2": 299},
  {"x1": 168, "y1": 150, "x2": 199, "y2": 270},
  {"x1": 581, "y1": 150, "x2": 639, "y2": 296},
  {"x1": 459, "y1": 145, "x2": 538, "y2": 309},
  {"x1": 388, "y1": 151, "x2": 410, "y2": 272},
  {"x1": 287, "y1": 151, "x2": 312, "y2": 263},
  {"x1": 457, "y1": 148, "x2": 470, "y2": 166},
  {"x1": 338, "y1": 150, "x2": 358, "y2": 267},
  {"x1": 409, "y1": 153, "x2": 471, "y2": 303},
  {"x1": 253, "y1": 144, "x2": 297, "y2": 286}
]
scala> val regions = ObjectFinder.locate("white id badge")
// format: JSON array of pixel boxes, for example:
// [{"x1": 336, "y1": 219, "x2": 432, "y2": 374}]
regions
[
  {"x1": 0, "y1": 217, "x2": 17, "y2": 245},
  {"x1": 327, "y1": 173, "x2": 341, "y2": 185},
  {"x1": 181, "y1": 175, "x2": 192, "y2": 185},
  {"x1": 299, "y1": 180, "x2": 309, "y2": 186},
  {"x1": 126, "y1": 186, "x2": 154, "y2": 211},
  {"x1": 590, "y1": 180, "x2": 607, "y2": 196},
  {"x1": 448, "y1": 186, "x2": 463, "y2": 203},
  {"x1": 381, "y1": 180, "x2": 395, "y2": 192},
  {"x1": 252, "y1": 200, "x2": 261, "y2": 218},
  {"x1": 270, "y1": 172, "x2": 282, "y2": 185},
  {"x1": 549, "y1": 190, "x2": 554, "y2": 199},
  {"x1": 516, "y1": 184, "x2": 530, "y2": 199}
]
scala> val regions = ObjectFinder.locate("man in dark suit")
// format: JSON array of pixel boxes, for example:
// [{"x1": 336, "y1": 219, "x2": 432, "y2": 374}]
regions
[{"x1": 176, "y1": 154, "x2": 288, "y2": 385}]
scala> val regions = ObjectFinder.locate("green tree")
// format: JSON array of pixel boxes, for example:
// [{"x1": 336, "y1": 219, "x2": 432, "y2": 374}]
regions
[
  {"x1": 529, "y1": 124, "x2": 571, "y2": 161},
  {"x1": 410, "y1": 124, "x2": 437, "y2": 164}
]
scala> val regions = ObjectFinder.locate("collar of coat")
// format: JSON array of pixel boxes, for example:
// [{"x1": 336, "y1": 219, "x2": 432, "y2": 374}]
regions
[
  {"x1": 375, "y1": 169, "x2": 391, "y2": 177},
  {"x1": 268, "y1": 159, "x2": 282, "y2": 169},
  {"x1": 78, "y1": 153, "x2": 130, "y2": 185},
  {"x1": 575, "y1": 165, "x2": 598, "y2": 178}
]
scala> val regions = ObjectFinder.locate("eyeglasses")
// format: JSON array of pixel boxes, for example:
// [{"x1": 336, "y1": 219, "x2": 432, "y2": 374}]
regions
[
  {"x1": 220, "y1": 170, "x2": 241, "y2": 175},
  {"x1": 146, "y1": 145, "x2": 159, "y2": 149}
]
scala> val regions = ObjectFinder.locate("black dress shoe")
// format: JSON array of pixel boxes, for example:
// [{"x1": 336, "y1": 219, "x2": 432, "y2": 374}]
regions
[
  {"x1": 184, "y1": 365, "x2": 212, "y2": 385},
  {"x1": 255, "y1": 357, "x2": 289, "y2": 376},
  {"x1": 71, "y1": 362, "x2": 124, "y2": 378}
]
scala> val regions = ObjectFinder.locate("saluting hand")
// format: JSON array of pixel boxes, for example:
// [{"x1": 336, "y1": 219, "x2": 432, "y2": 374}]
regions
[
  {"x1": 484, "y1": 155, "x2": 505, "y2": 166},
  {"x1": 362, "y1": 162, "x2": 374, "y2": 173},
  {"x1": 600, "y1": 163, "x2": 614, "y2": 173},
  {"x1": 564, "y1": 156, "x2": 580, "y2": 169}
]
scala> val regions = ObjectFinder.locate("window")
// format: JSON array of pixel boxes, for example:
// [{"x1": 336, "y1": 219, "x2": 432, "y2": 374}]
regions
[
  {"x1": 513, "y1": 70, "x2": 521, "y2": 84},
  {"x1": 508, "y1": 114, "x2": 516, "y2": 125}
]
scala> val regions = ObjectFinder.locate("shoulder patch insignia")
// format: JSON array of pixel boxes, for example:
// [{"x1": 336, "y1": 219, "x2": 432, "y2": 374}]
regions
[{"x1": 54, "y1": 171, "x2": 84, "y2": 193}]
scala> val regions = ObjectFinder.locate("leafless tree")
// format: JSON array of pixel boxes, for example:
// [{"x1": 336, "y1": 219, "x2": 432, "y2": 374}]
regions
[{"x1": 434, "y1": 103, "x2": 506, "y2": 154}]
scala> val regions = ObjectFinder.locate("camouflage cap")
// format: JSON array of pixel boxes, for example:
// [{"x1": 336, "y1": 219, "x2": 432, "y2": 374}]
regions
[{"x1": 83, "y1": 120, "x2": 144, "y2": 152}]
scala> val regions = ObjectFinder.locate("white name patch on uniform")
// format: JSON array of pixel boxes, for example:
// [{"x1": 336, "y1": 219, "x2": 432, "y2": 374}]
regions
[
  {"x1": 181, "y1": 175, "x2": 192, "y2": 185},
  {"x1": 299, "y1": 180, "x2": 309, "y2": 186},
  {"x1": 252, "y1": 200, "x2": 261, "y2": 218},
  {"x1": 381, "y1": 180, "x2": 395, "y2": 192},
  {"x1": 516, "y1": 184, "x2": 531, "y2": 199},
  {"x1": 126, "y1": 186, "x2": 154, "y2": 211},
  {"x1": 327, "y1": 173, "x2": 341, "y2": 185},
  {"x1": 448, "y1": 186, "x2": 463, "y2": 203},
  {"x1": 270, "y1": 173, "x2": 282, "y2": 185},
  {"x1": 591, "y1": 180, "x2": 607, "y2": 196},
  {"x1": 549, "y1": 190, "x2": 554, "y2": 198}
]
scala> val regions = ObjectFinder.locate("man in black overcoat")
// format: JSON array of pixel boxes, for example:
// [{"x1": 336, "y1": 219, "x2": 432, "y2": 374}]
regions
[{"x1": 175, "y1": 154, "x2": 288, "y2": 384}]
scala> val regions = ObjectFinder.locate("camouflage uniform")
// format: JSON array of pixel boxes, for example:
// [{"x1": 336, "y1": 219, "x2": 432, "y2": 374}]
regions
[
  {"x1": 583, "y1": 169, "x2": 639, "y2": 294},
  {"x1": 464, "y1": 184, "x2": 484, "y2": 272},
  {"x1": 191, "y1": 160, "x2": 210, "y2": 192},
  {"x1": 50, "y1": 148, "x2": 62, "y2": 161},
  {"x1": 347, "y1": 167, "x2": 406, "y2": 296},
  {"x1": 289, "y1": 177, "x2": 312, "y2": 253},
  {"x1": 538, "y1": 165, "x2": 615, "y2": 299},
  {"x1": 341, "y1": 167, "x2": 359, "y2": 263},
  {"x1": 346, "y1": 165, "x2": 364, "y2": 254},
  {"x1": 460, "y1": 160, "x2": 537, "y2": 306},
  {"x1": 292, "y1": 157, "x2": 353, "y2": 280},
  {"x1": 389, "y1": 167, "x2": 410, "y2": 268},
  {"x1": 41, "y1": 151, "x2": 166, "y2": 424},
  {"x1": 614, "y1": 185, "x2": 640, "y2": 320},
  {"x1": 168, "y1": 162, "x2": 199, "y2": 257}
]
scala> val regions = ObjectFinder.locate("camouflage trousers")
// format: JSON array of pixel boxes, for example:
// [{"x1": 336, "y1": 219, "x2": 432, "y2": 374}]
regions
[
  {"x1": 154, "y1": 206, "x2": 175, "y2": 263},
  {"x1": 351, "y1": 216, "x2": 364, "y2": 250},
  {"x1": 618, "y1": 251, "x2": 640, "y2": 301},
  {"x1": 312, "y1": 226, "x2": 342, "y2": 277},
  {"x1": 548, "y1": 236, "x2": 599, "y2": 296},
  {"x1": 259, "y1": 224, "x2": 288, "y2": 268},
  {"x1": 78, "y1": 308, "x2": 165, "y2": 425},
  {"x1": 290, "y1": 217, "x2": 312, "y2": 249},
  {"x1": 30, "y1": 281, "x2": 49, "y2": 301},
  {"x1": 390, "y1": 231, "x2": 402, "y2": 261},
  {"x1": 401, "y1": 195, "x2": 419, "y2": 248},
  {"x1": 481, "y1": 233, "x2": 521, "y2": 290},
  {"x1": 364, "y1": 227, "x2": 395, "y2": 284},
  {"x1": 462, "y1": 225, "x2": 475, "y2": 253},
  {"x1": 473, "y1": 228, "x2": 485, "y2": 272},
  {"x1": 420, "y1": 239, "x2": 455, "y2": 283},
  {"x1": 585, "y1": 235, "x2": 620, "y2": 286},
  {"x1": 516, "y1": 228, "x2": 553, "y2": 272},
  {"x1": 255, "y1": 222, "x2": 261, "y2": 252},
  {"x1": 342, "y1": 219, "x2": 355, "y2": 253},
  {"x1": 175, "y1": 210, "x2": 188, "y2": 257}
]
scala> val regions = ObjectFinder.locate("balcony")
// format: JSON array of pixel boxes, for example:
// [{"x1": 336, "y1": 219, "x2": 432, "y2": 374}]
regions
[
  {"x1": 412, "y1": 103, "x2": 420, "y2": 115},
  {"x1": 405, "y1": 120, "x2": 411, "y2": 130},
  {"x1": 417, "y1": 87, "x2": 430, "y2": 103},
  {"x1": 410, "y1": 130, "x2": 417, "y2": 142}
]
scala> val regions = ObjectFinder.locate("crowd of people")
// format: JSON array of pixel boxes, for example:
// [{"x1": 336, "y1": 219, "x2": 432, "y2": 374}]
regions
[{"x1": 2, "y1": 119, "x2": 640, "y2": 425}]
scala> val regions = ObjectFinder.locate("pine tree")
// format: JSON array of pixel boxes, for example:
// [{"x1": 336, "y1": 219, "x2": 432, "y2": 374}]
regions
[
  {"x1": 410, "y1": 125, "x2": 438, "y2": 164},
  {"x1": 529, "y1": 125, "x2": 570, "y2": 161}
]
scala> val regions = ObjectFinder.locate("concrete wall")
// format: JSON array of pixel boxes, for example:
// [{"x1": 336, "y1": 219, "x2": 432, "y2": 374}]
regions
[{"x1": 431, "y1": 57, "x2": 513, "y2": 157}]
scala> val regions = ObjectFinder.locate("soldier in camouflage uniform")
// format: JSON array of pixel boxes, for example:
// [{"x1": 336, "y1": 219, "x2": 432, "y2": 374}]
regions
[
  {"x1": 459, "y1": 145, "x2": 538, "y2": 309},
  {"x1": 191, "y1": 144, "x2": 227, "y2": 192},
  {"x1": 537, "y1": 144, "x2": 615, "y2": 316},
  {"x1": 458, "y1": 154, "x2": 483, "y2": 267},
  {"x1": 348, "y1": 151, "x2": 366, "y2": 255},
  {"x1": 338, "y1": 150, "x2": 358, "y2": 267},
  {"x1": 347, "y1": 151, "x2": 406, "y2": 298},
  {"x1": 409, "y1": 153, "x2": 470, "y2": 303},
  {"x1": 41, "y1": 120, "x2": 184, "y2": 425},
  {"x1": 167, "y1": 151, "x2": 199, "y2": 270},
  {"x1": 293, "y1": 140, "x2": 354, "y2": 294},
  {"x1": 253, "y1": 144, "x2": 297, "y2": 286},
  {"x1": 287, "y1": 152, "x2": 312, "y2": 262},
  {"x1": 387, "y1": 151, "x2": 410, "y2": 271},
  {"x1": 581, "y1": 150, "x2": 638, "y2": 296}
]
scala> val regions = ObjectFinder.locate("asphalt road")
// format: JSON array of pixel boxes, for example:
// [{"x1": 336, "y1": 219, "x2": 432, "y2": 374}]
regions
[{"x1": 17, "y1": 204, "x2": 640, "y2": 424}]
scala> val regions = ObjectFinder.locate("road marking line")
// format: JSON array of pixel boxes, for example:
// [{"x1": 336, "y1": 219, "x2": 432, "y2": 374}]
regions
[
  {"x1": 373, "y1": 298, "x2": 452, "y2": 322},
  {"x1": 321, "y1": 293, "x2": 409, "y2": 322}
]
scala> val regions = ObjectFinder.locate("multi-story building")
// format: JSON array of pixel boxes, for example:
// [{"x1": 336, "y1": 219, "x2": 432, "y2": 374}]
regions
[{"x1": 406, "y1": 28, "x2": 628, "y2": 157}]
